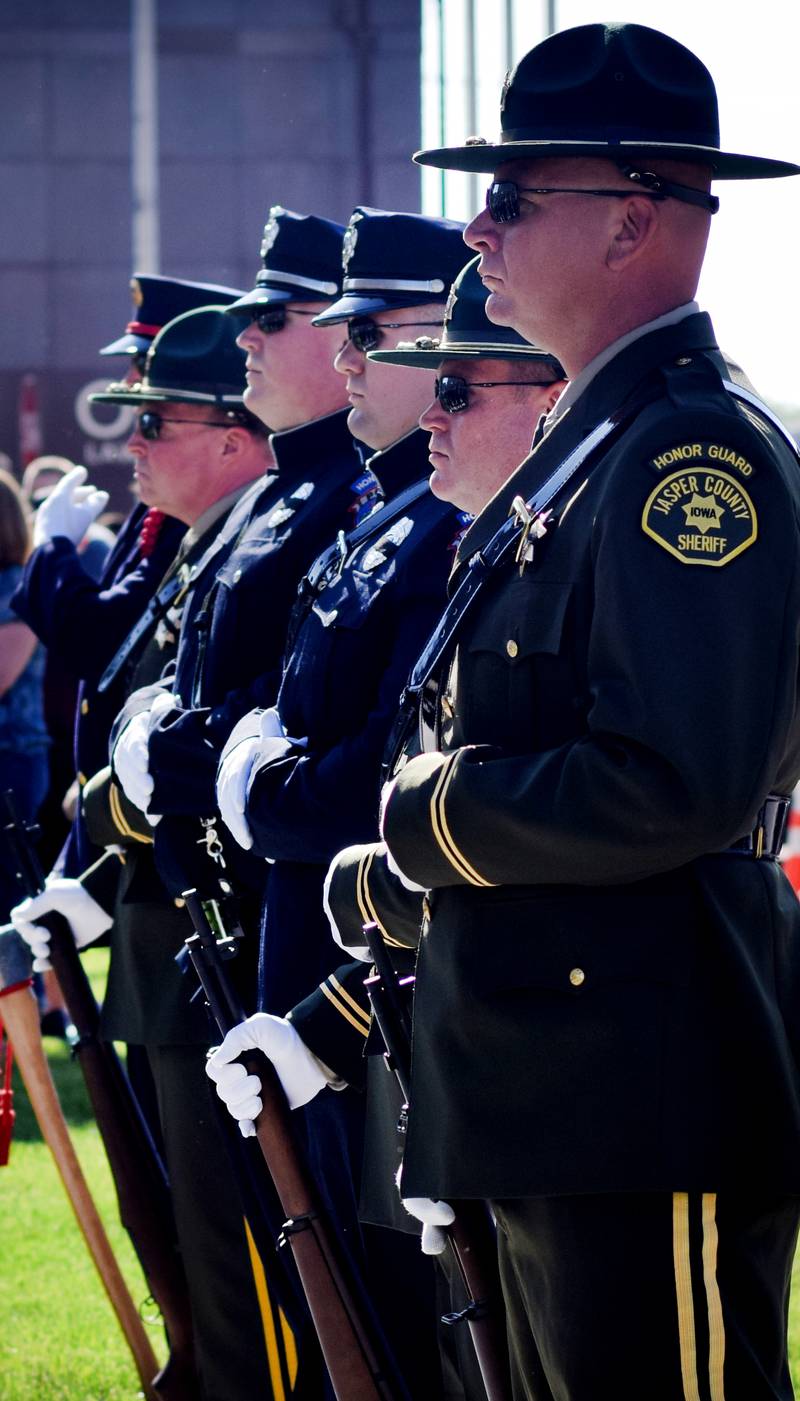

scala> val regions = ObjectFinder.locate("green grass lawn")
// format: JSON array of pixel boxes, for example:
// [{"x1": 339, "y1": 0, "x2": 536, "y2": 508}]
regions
[
  {"x1": 0, "y1": 948, "x2": 167, "y2": 1401},
  {"x1": 1, "y1": 948, "x2": 800, "y2": 1398}
]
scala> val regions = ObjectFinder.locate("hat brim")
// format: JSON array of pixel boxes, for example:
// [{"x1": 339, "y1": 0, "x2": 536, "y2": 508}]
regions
[
  {"x1": 225, "y1": 285, "x2": 294, "y2": 314},
  {"x1": 369, "y1": 342, "x2": 561, "y2": 369},
  {"x1": 312, "y1": 292, "x2": 446, "y2": 326},
  {"x1": 413, "y1": 139, "x2": 800, "y2": 180},
  {"x1": 98, "y1": 334, "x2": 151, "y2": 356},
  {"x1": 89, "y1": 386, "x2": 244, "y2": 407}
]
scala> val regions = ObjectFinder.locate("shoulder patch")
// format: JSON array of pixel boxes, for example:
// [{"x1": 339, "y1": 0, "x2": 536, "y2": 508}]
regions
[{"x1": 642, "y1": 456, "x2": 757, "y2": 567}]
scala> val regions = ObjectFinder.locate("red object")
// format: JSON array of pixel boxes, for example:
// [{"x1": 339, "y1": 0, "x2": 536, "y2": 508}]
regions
[
  {"x1": 138, "y1": 508, "x2": 166, "y2": 558},
  {"x1": 0, "y1": 1015, "x2": 15, "y2": 1167},
  {"x1": 18, "y1": 372, "x2": 43, "y2": 468},
  {"x1": 780, "y1": 793, "x2": 800, "y2": 895}
]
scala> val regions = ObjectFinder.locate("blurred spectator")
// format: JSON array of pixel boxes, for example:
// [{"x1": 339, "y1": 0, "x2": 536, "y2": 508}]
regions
[{"x1": 0, "y1": 469, "x2": 49, "y2": 920}]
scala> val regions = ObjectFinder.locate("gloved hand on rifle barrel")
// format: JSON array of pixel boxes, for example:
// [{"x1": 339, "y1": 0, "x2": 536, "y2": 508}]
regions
[
  {"x1": 396, "y1": 1165, "x2": 455, "y2": 1256},
  {"x1": 205, "y1": 1013, "x2": 337, "y2": 1137},
  {"x1": 10, "y1": 876, "x2": 113, "y2": 972}
]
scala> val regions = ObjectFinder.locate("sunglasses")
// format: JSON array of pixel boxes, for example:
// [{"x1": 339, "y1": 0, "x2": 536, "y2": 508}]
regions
[
  {"x1": 486, "y1": 174, "x2": 718, "y2": 223},
  {"x1": 347, "y1": 317, "x2": 443, "y2": 353},
  {"x1": 251, "y1": 306, "x2": 320, "y2": 334},
  {"x1": 434, "y1": 375, "x2": 556, "y2": 414},
  {"x1": 136, "y1": 411, "x2": 235, "y2": 441}
]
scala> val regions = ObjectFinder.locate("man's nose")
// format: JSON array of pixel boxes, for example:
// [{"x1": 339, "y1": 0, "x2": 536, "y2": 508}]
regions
[
  {"x1": 333, "y1": 337, "x2": 363, "y2": 375},
  {"x1": 464, "y1": 204, "x2": 501, "y2": 253}
]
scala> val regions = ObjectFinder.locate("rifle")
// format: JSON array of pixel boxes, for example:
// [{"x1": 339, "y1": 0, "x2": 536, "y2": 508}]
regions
[
  {"x1": 362, "y1": 921, "x2": 512, "y2": 1401},
  {"x1": 182, "y1": 887, "x2": 411, "y2": 1401},
  {"x1": 1, "y1": 790, "x2": 197, "y2": 1401},
  {"x1": 0, "y1": 923, "x2": 160, "y2": 1397}
]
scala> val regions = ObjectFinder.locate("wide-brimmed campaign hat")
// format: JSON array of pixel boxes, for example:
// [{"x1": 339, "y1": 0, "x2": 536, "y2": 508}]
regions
[
  {"x1": 99, "y1": 274, "x2": 245, "y2": 356},
  {"x1": 226, "y1": 207, "x2": 345, "y2": 313},
  {"x1": 311, "y1": 207, "x2": 467, "y2": 324},
  {"x1": 415, "y1": 23, "x2": 800, "y2": 180},
  {"x1": 90, "y1": 307, "x2": 246, "y2": 408},
  {"x1": 367, "y1": 257, "x2": 565, "y2": 375}
]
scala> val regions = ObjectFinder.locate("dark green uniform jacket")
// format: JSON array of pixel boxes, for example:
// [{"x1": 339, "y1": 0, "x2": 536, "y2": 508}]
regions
[{"x1": 378, "y1": 312, "x2": 800, "y2": 1200}]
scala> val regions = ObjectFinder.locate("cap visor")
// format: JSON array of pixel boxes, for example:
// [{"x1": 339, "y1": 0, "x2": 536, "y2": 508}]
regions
[
  {"x1": 98, "y1": 334, "x2": 151, "y2": 355},
  {"x1": 413, "y1": 139, "x2": 800, "y2": 180},
  {"x1": 312, "y1": 292, "x2": 445, "y2": 326},
  {"x1": 225, "y1": 285, "x2": 294, "y2": 314}
]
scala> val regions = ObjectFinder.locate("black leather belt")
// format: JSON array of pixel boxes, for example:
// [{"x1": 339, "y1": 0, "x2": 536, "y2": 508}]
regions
[{"x1": 722, "y1": 794, "x2": 791, "y2": 859}]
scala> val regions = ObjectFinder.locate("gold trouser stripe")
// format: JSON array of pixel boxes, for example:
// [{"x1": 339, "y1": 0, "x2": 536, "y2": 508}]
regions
[
  {"x1": 109, "y1": 783, "x2": 152, "y2": 844},
  {"x1": 243, "y1": 1216, "x2": 290, "y2": 1398},
  {"x1": 673, "y1": 1192, "x2": 702, "y2": 1401},
  {"x1": 702, "y1": 1194, "x2": 726, "y2": 1400},
  {"x1": 279, "y1": 1307, "x2": 298, "y2": 1390},
  {"x1": 430, "y1": 752, "x2": 495, "y2": 887},
  {"x1": 328, "y1": 973, "x2": 370, "y2": 1031},
  {"x1": 319, "y1": 981, "x2": 370, "y2": 1036}
]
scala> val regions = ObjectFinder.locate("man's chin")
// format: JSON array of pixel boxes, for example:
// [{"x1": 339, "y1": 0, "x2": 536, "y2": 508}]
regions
[{"x1": 484, "y1": 290, "x2": 515, "y2": 327}]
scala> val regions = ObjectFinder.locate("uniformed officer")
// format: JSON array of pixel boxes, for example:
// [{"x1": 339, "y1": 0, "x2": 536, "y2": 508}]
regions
[
  {"x1": 326, "y1": 23, "x2": 800, "y2": 1401},
  {"x1": 109, "y1": 208, "x2": 366, "y2": 907},
  {"x1": 11, "y1": 274, "x2": 244, "y2": 877},
  {"x1": 208, "y1": 253, "x2": 566, "y2": 1400},
  {"x1": 11, "y1": 308, "x2": 296, "y2": 1401}
]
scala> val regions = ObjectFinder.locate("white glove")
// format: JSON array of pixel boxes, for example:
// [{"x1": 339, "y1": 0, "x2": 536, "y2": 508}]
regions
[
  {"x1": 205, "y1": 1013, "x2": 329, "y2": 1136},
  {"x1": 112, "y1": 691, "x2": 174, "y2": 821},
  {"x1": 216, "y1": 708, "x2": 302, "y2": 852},
  {"x1": 379, "y1": 779, "x2": 428, "y2": 893},
  {"x1": 322, "y1": 852, "x2": 371, "y2": 961},
  {"x1": 32, "y1": 465, "x2": 109, "y2": 548},
  {"x1": 402, "y1": 1198, "x2": 456, "y2": 1255},
  {"x1": 11, "y1": 877, "x2": 113, "y2": 972}
]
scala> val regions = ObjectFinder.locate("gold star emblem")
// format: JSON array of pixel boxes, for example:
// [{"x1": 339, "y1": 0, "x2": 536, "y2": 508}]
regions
[{"x1": 681, "y1": 493, "x2": 724, "y2": 534}]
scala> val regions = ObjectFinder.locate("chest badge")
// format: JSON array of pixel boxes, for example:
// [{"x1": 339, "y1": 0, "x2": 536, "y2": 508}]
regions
[
  {"x1": 510, "y1": 496, "x2": 552, "y2": 575},
  {"x1": 642, "y1": 463, "x2": 757, "y2": 566},
  {"x1": 360, "y1": 516, "x2": 414, "y2": 572}
]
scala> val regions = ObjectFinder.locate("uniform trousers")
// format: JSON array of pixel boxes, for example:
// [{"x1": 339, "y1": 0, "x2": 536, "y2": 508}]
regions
[
  {"x1": 491, "y1": 1191, "x2": 800, "y2": 1401},
  {"x1": 147, "y1": 1043, "x2": 285, "y2": 1401}
]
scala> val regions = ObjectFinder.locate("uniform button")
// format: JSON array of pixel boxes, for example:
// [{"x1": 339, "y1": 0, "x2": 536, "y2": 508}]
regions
[
  {"x1": 80, "y1": 699, "x2": 89, "y2": 716},
  {"x1": 506, "y1": 639, "x2": 519, "y2": 659},
  {"x1": 441, "y1": 695, "x2": 454, "y2": 718},
  {"x1": 569, "y1": 967, "x2": 585, "y2": 987},
  {"x1": 174, "y1": 897, "x2": 186, "y2": 909},
  {"x1": 232, "y1": 568, "x2": 242, "y2": 583},
  {"x1": 675, "y1": 357, "x2": 692, "y2": 366}
]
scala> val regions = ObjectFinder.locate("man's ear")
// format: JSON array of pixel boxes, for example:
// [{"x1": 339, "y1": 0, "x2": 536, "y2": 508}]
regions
[
  {"x1": 220, "y1": 426, "x2": 246, "y2": 457},
  {"x1": 543, "y1": 379, "x2": 567, "y2": 414},
  {"x1": 606, "y1": 196, "x2": 659, "y2": 271}
]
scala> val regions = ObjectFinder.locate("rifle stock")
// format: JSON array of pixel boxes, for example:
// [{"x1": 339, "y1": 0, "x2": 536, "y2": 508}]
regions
[
  {"x1": 1, "y1": 790, "x2": 197, "y2": 1401},
  {"x1": 362, "y1": 922, "x2": 512, "y2": 1401},
  {"x1": 182, "y1": 888, "x2": 408, "y2": 1401}
]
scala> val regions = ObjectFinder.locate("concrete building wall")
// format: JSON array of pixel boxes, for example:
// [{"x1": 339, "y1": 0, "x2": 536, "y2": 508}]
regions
[{"x1": 0, "y1": 0, "x2": 422, "y2": 488}]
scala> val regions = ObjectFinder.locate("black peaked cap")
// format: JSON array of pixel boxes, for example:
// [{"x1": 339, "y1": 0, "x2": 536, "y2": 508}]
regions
[
  {"x1": 227, "y1": 207, "x2": 346, "y2": 313},
  {"x1": 99, "y1": 274, "x2": 245, "y2": 356},
  {"x1": 312, "y1": 207, "x2": 468, "y2": 324}
]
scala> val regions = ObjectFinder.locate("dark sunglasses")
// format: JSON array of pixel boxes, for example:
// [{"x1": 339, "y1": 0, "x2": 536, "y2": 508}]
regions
[
  {"x1": 347, "y1": 317, "x2": 443, "y2": 353},
  {"x1": 251, "y1": 305, "x2": 320, "y2": 334},
  {"x1": 434, "y1": 375, "x2": 556, "y2": 415},
  {"x1": 136, "y1": 410, "x2": 234, "y2": 441},
  {"x1": 486, "y1": 173, "x2": 718, "y2": 223}
]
